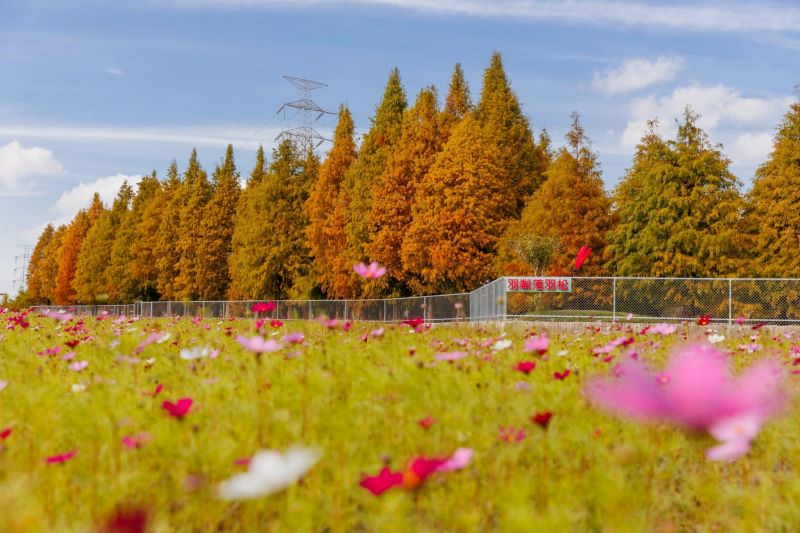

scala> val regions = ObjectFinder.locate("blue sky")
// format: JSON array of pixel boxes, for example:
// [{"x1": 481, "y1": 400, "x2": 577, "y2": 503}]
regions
[{"x1": 2, "y1": 0, "x2": 799, "y2": 296}]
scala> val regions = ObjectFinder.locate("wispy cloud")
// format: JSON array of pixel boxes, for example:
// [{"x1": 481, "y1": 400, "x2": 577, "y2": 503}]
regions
[
  {"x1": 168, "y1": 0, "x2": 800, "y2": 32},
  {"x1": 105, "y1": 67, "x2": 124, "y2": 77},
  {"x1": 0, "y1": 124, "x2": 294, "y2": 151},
  {"x1": 593, "y1": 56, "x2": 683, "y2": 95}
]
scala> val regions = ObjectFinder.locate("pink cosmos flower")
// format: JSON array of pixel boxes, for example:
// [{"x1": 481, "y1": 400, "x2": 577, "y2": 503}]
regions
[
  {"x1": 499, "y1": 427, "x2": 527, "y2": 442},
  {"x1": 38, "y1": 346, "x2": 62, "y2": 357},
  {"x1": 585, "y1": 343, "x2": 785, "y2": 459},
  {"x1": 436, "y1": 448, "x2": 473, "y2": 472},
  {"x1": 46, "y1": 449, "x2": 77, "y2": 464},
  {"x1": 0, "y1": 380, "x2": 8, "y2": 392},
  {"x1": 236, "y1": 335, "x2": 283, "y2": 353},
  {"x1": 523, "y1": 335, "x2": 549, "y2": 355},
  {"x1": 436, "y1": 351, "x2": 468, "y2": 361},
  {"x1": 282, "y1": 332, "x2": 305, "y2": 344},
  {"x1": 134, "y1": 332, "x2": 164, "y2": 354},
  {"x1": 353, "y1": 261, "x2": 386, "y2": 279},
  {"x1": 61, "y1": 351, "x2": 76, "y2": 361},
  {"x1": 69, "y1": 360, "x2": 89, "y2": 372},
  {"x1": 41, "y1": 309, "x2": 74, "y2": 321},
  {"x1": 705, "y1": 412, "x2": 762, "y2": 461},
  {"x1": 122, "y1": 433, "x2": 151, "y2": 449},
  {"x1": 649, "y1": 323, "x2": 677, "y2": 335},
  {"x1": 735, "y1": 316, "x2": 747, "y2": 325},
  {"x1": 162, "y1": 398, "x2": 193, "y2": 418}
]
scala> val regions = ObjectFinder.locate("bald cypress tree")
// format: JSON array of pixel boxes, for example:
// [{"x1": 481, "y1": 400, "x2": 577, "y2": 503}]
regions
[
  {"x1": 41, "y1": 225, "x2": 66, "y2": 304},
  {"x1": 305, "y1": 107, "x2": 357, "y2": 298},
  {"x1": 606, "y1": 110, "x2": 745, "y2": 277},
  {"x1": 109, "y1": 173, "x2": 161, "y2": 302},
  {"x1": 174, "y1": 149, "x2": 212, "y2": 300},
  {"x1": 53, "y1": 194, "x2": 103, "y2": 304},
  {"x1": 402, "y1": 115, "x2": 508, "y2": 294},
  {"x1": 340, "y1": 68, "x2": 407, "y2": 293},
  {"x1": 499, "y1": 113, "x2": 614, "y2": 275},
  {"x1": 475, "y1": 52, "x2": 545, "y2": 215},
  {"x1": 74, "y1": 181, "x2": 133, "y2": 303},
  {"x1": 746, "y1": 103, "x2": 800, "y2": 276},
  {"x1": 368, "y1": 87, "x2": 447, "y2": 296},
  {"x1": 154, "y1": 161, "x2": 183, "y2": 300},
  {"x1": 196, "y1": 145, "x2": 241, "y2": 300},
  {"x1": 27, "y1": 224, "x2": 55, "y2": 304}
]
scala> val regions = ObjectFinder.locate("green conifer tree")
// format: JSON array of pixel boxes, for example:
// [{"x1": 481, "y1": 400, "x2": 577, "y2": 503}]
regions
[{"x1": 606, "y1": 110, "x2": 745, "y2": 277}]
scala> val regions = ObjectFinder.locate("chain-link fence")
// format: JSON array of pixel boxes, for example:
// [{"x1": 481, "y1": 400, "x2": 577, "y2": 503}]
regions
[
  {"x1": 31, "y1": 277, "x2": 800, "y2": 324},
  {"x1": 503, "y1": 277, "x2": 800, "y2": 324}
]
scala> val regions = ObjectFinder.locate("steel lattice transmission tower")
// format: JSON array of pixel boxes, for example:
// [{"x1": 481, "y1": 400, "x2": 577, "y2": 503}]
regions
[
  {"x1": 12, "y1": 244, "x2": 32, "y2": 295},
  {"x1": 276, "y1": 76, "x2": 334, "y2": 151}
]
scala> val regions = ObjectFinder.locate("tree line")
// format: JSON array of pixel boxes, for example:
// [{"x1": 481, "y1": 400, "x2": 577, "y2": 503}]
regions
[{"x1": 20, "y1": 52, "x2": 800, "y2": 305}]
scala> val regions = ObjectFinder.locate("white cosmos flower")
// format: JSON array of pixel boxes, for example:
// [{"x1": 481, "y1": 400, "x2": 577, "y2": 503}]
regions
[
  {"x1": 217, "y1": 447, "x2": 321, "y2": 500},
  {"x1": 491, "y1": 339, "x2": 512, "y2": 351},
  {"x1": 180, "y1": 346, "x2": 212, "y2": 360},
  {"x1": 707, "y1": 334, "x2": 725, "y2": 344},
  {"x1": 71, "y1": 383, "x2": 87, "y2": 393}
]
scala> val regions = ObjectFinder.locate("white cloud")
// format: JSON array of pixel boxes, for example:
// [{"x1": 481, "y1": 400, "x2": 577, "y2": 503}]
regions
[
  {"x1": 105, "y1": 67, "x2": 124, "y2": 77},
  {"x1": 619, "y1": 84, "x2": 793, "y2": 174},
  {"x1": 593, "y1": 56, "x2": 683, "y2": 95},
  {"x1": 169, "y1": 0, "x2": 800, "y2": 32},
  {"x1": 52, "y1": 173, "x2": 143, "y2": 222},
  {"x1": 0, "y1": 141, "x2": 63, "y2": 196}
]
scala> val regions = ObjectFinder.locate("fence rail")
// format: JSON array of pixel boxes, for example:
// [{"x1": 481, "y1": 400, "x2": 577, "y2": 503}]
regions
[{"x1": 31, "y1": 277, "x2": 800, "y2": 325}]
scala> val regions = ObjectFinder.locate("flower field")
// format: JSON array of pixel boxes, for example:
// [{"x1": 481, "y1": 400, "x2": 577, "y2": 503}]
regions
[{"x1": 2, "y1": 308, "x2": 800, "y2": 531}]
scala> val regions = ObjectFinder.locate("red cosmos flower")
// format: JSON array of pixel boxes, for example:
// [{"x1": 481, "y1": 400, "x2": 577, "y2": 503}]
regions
[
  {"x1": 403, "y1": 318, "x2": 424, "y2": 328},
  {"x1": 98, "y1": 507, "x2": 149, "y2": 533},
  {"x1": 554, "y1": 369, "x2": 571, "y2": 380},
  {"x1": 46, "y1": 449, "x2": 77, "y2": 464},
  {"x1": 162, "y1": 398, "x2": 193, "y2": 418},
  {"x1": 65, "y1": 339, "x2": 81, "y2": 348},
  {"x1": 269, "y1": 319, "x2": 284, "y2": 328},
  {"x1": 402, "y1": 457, "x2": 447, "y2": 489},
  {"x1": 251, "y1": 302, "x2": 276, "y2": 314},
  {"x1": 573, "y1": 246, "x2": 592, "y2": 271},
  {"x1": 532, "y1": 412, "x2": 553, "y2": 428},
  {"x1": 752, "y1": 322, "x2": 765, "y2": 330},
  {"x1": 515, "y1": 361, "x2": 537, "y2": 374},
  {"x1": 0, "y1": 427, "x2": 11, "y2": 440},
  {"x1": 697, "y1": 314, "x2": 711, "y2": 326},
  {"x1": 418, "y1": 416, "x2": 436, "y2": 430},
  {"x1": 360, "y1": 467, "x2": 404, "y2": 496}
]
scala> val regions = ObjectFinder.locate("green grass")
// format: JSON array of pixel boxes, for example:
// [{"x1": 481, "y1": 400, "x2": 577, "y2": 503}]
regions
[{"x1": 1, "y1": 312, "x2": 799, "y2": 531}]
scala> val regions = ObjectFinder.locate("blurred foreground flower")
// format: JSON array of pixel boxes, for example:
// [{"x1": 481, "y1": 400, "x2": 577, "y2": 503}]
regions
[
  {"x1": 353, "y1": 261, "x2": 386, "y2": 279},
  {"x1": 585, "y1": 343, "x2": 785, "y2": 460},
  {"x1": 217, "y1": 447, "x2": 320, "y2": 500},
  {"x1": 97, "y1": 506, "x2": 148, "y2": 533}
]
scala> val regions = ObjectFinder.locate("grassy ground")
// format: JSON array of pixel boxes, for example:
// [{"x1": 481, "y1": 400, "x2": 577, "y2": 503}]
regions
[{"x1": 1, "y1": 310, "x2": 799, "y2": 532}]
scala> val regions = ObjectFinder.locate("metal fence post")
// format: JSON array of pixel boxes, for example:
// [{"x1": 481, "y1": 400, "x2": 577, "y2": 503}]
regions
[
  {"x1": 308, "y1": 300, "x2": 312, "y2": 319},
  {"x1": 728, "y1": 279, "x2": 733, "y2": 326},
  {"x1": 612, "y1": 278, "x2": 617, "y2": 322},
  {"x1": 344, "y1": 300, "x2": 348, "y2": 321},
  {"x1": 423, "y1": 296, "x2": 428, "y2": 322},
  {"x1": 383, "y1": 299, "x2": 387, "y2": 322}
]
